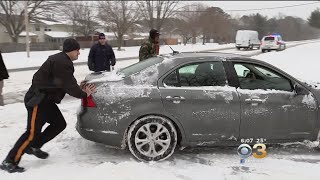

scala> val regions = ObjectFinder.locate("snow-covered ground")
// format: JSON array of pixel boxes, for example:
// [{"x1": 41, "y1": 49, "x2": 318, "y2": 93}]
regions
[
  {"x1": 252, "y1": 42, "x2": 320, "y2": 83},
  {"x1": 1, "y1": 42, "x2": 320, "y2": 179},
  {"x1": 3, "y1": 38, "x2": 319, "y2": 70},
  {"x1": 3, "y1": 43, "x2": 235, "y2": 70}
]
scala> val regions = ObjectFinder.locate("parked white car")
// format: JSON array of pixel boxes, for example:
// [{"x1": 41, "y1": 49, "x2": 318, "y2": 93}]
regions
[
  {"x1": 235, "y1": 30, "x2": 260, "y2": 50},
  {"x1": 261, "y1": 34, "x2": 286, "y2": 53}
]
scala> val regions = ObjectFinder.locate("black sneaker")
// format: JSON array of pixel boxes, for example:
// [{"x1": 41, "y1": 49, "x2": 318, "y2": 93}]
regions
[
  {"x1": 0, "y1": 160, "x2": 25, "y2": 173},
  {"x1": 25, "y1": 147, "x2": 49, "y2": 159}
]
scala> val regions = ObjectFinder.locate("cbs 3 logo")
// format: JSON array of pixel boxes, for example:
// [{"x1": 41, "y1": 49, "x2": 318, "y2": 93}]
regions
[{"x1": 237, "y1": 143, "x2": 267, "y2": 159}]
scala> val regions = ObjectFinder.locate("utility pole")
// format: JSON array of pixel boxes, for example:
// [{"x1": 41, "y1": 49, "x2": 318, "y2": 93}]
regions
[{"x1": 24, "y1": 1, "x2": 30, "y2": 58}]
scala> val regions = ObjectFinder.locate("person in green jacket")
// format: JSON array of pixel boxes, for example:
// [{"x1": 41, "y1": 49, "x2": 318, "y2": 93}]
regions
[{"x1": 139, "y1": 29, "x2": 160, "y2": 61}]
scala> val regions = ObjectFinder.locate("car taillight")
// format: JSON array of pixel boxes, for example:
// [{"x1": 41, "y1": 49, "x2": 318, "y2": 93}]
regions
[
  {"x1": 276, "y1": 41, "x2": 280, "y2": 45},
  {"x1": 82, "y1": 95, "x2": 96, "y2": 107}
]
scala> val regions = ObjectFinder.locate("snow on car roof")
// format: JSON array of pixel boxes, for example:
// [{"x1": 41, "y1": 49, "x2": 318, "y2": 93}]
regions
[{"x1": 172, "y1": 52, "x2": 246, "y2": 59}]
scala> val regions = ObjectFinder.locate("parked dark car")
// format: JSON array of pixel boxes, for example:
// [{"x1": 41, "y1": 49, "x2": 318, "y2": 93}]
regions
[{"x1": 77, "y1": 53, "x2": 320, "y2": 161}]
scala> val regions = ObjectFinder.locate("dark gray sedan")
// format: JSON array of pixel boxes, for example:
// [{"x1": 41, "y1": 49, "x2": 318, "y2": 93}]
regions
[{"x1": 77, "y1": 53, "x2": 320, "y2": 161}]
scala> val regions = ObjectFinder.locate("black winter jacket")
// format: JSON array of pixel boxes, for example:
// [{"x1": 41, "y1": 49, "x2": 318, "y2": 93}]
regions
[
  {"x1": 0, "y1": 51, "x2": 9, "y2": 81},
  {"x1": 25, "y1": 52, "x2": 87, "y2": 105},
  {"x1": 88, "y1": 43, "x2": 116, "y2": 72}
]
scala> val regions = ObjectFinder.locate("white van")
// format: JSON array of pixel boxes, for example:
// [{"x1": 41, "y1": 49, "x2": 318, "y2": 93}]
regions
[{"x1": 235, "y1": 30, "x2": 260, "y2": 50}]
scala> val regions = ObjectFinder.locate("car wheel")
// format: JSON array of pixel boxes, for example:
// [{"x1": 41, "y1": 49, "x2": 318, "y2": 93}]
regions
[
  {"x1": 236, "y1": 47, "x2": 240, "y2": 50},
  {"x1": 278, "y1": 45, "x2": 282, "y2": 51},
  {"x1": 261, "y1": 49, "x2": 266, "y2": 53},
  {"x1": 127, "y1": 115, "x2": 178, "y2": 161}
]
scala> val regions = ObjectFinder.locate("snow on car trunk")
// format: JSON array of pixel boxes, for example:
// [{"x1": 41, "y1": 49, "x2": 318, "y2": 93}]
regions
[{"x1": 86, "y1": 71, "x2": 125, "y2": 83}]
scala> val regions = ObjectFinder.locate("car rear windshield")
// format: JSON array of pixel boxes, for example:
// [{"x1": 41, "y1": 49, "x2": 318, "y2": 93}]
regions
[
  {"x1": 264, "y1": 36, "x2": 275, "y2": 41},
  {"x1": 119, "y1": 57, "x2": 163, "y2": 77}
]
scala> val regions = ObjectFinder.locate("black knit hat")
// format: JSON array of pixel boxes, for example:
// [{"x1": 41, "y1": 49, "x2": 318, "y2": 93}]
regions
[
  {"x1": 63, "y1": 38, "x2": 80, "y2": 53},
  {"x1": 149, "y1": 29, "x2": 160, "y2": 39},
  {"x1": 98, "y1": 33, "x2": 106, "y2": 39}
]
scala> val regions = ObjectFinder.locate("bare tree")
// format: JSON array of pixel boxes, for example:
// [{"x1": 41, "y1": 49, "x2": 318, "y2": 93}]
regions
[
  {"x1": 136, "y1": 0, "x2": 179, "y2": 31},
  {"x1": 62, "y1": 1, "x2": 99, "y2": 37},
  {"x1": 176, "y1": 3, "x2": 206, "y2": 45},
  {"x1": 98, "y1": 1, "x2": 141, "y2": 51},
  {"x1": 0, "y1": 0, "x2": 61, "y2": 43},
  {"x1": 199, "y1": 7, "x2": 232, "y2": 45},
  {"x1": 238, "y1": 13, "x2": 268, "y2": 39}
]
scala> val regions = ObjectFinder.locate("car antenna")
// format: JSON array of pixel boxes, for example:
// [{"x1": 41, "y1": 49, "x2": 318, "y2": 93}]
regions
[{"x1": 162, "y1": 39, "x2": 179, "y2": 55}]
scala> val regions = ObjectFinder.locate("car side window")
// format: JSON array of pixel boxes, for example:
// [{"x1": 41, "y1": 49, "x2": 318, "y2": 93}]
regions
[
  {"x1": 164, "y1": 61, "x2": 227, "y2": 87},
  {"x1": 233, "y1": 63, "x2": 292, "y2": 91}
]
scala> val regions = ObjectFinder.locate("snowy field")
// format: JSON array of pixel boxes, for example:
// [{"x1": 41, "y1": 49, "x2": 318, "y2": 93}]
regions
[{"x1": 1, "y1": 41, "x2": 320, "y2": 179}]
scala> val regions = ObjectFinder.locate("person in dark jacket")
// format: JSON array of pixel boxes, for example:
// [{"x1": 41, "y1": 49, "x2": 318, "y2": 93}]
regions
[
  {"x1": 0, "y1": 50, "x2": 9, "y2": 106},
  {"x1": 88, "y1": 33, "x2": 116, "y2": 72},
  {"x1": 139, "y1": 29, "x2": 160, "y2": 62},
  {"x1": 0, "y1": 39, "x2": 96, "y2": 173}
]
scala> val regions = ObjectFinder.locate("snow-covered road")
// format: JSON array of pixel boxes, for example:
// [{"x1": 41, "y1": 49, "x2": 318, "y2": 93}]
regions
[
  {"x1": 1, "y1": 41, "x2": 320, "y2": 179},
  {"x1": 1, "y1": 100, "x2": 320, "y2": 180}
]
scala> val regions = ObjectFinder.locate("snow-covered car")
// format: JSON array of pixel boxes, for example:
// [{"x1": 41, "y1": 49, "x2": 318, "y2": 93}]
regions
[
  {"x1": 77, "y1": 53, "x2": 320, "y2": 161},
  {"x1": 261, "y1": 34, "x2": 286, "y2": 52}
]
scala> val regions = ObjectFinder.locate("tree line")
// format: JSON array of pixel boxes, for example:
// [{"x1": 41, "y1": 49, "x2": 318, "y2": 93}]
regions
[{"x1": 0, "y1": 1, "x2": 320, "y2": 50}]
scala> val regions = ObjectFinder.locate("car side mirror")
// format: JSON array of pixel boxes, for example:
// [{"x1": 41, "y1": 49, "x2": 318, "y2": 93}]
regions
[{"x1": 294, "y1": 84, "x2": 309, "y2": 95}]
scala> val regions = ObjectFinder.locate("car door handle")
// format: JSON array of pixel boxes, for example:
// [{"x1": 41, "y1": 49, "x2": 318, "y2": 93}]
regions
[
  {"x1": 245, "y1": 98, "x2": 265, "y2": 103},
  {"x1": 166, "y1": 96, "x2": 186, "y2": 103}
]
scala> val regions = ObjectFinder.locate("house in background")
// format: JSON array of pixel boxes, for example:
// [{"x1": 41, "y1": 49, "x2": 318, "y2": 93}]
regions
[
  {"x1": 17, "y1": 31, "x2": 38, "y2": 43},
  {"x1": 0, "y1": 14, "x2": 73, "y2": 44},
  {"x1": 31, "y1": 17, "x2": 73, "y2": 43},
  {"x1": 0, "y1": 23, "x2": 39, "y2": 43}
]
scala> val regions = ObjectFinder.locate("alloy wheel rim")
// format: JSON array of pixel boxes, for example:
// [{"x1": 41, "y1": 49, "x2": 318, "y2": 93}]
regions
[{"x1": 134, "y1": 123, "x2": 171, "y2": 158}]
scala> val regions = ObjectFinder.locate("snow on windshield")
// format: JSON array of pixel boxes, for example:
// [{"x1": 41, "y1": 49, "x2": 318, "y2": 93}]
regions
[{"x1": 130, "y1": 63, "x2": 161, "y2": 85}]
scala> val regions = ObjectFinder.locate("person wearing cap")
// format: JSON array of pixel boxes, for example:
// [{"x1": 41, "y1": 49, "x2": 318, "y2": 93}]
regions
[
  {"x1": 0, "y1": 38, "x2": 96, "y2": 173},
  {"x1": 88, "y1": 33, "x2": 116, "y2": 72},
  {"x1": 0, "y1": 50, "x2": 9, "y2": 106},
  {"x1": 139, "y1": 29, "x2": 160, "y2": 62}
]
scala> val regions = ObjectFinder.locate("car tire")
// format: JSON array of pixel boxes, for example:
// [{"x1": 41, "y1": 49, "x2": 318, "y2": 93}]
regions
[
  {"x1": 236, "y1": 47, "x2": 240, "y2": 50},
  {"x1": 127, "y1": 115, "x2": 178, "y2": 161},
  {"x1": 261, "y1": 49, "x2": 266, "y2": 53}
]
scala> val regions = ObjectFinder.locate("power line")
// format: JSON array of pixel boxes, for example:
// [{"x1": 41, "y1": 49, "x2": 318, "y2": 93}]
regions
[
  {"x1": 224, "y1": 2, "x2": 320, "y2": 12},
  {"x1": 63, "y1": 1, "x2": 320, "y2": 13}
]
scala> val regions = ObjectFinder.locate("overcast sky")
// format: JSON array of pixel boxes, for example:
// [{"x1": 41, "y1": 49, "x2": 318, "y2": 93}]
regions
[{"x1": 183, "y1": 1, "x2": 320, "y2": 20}]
